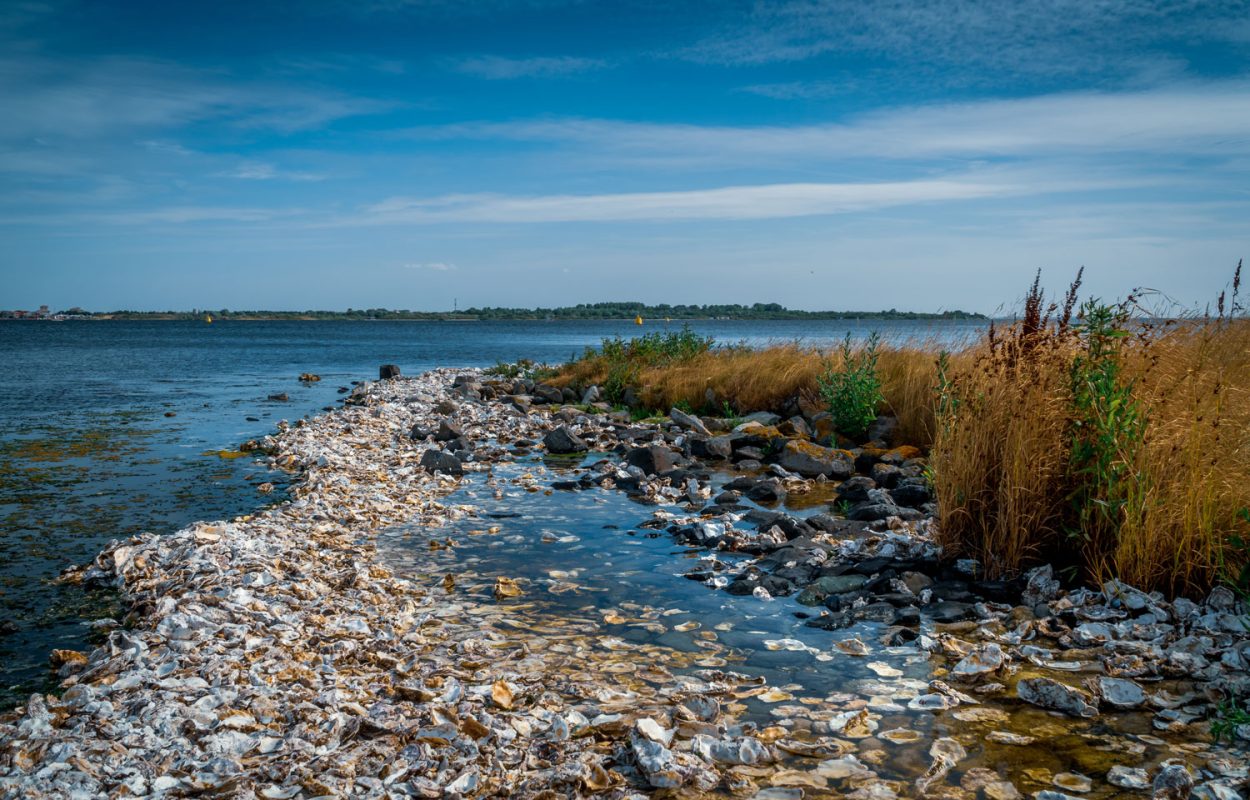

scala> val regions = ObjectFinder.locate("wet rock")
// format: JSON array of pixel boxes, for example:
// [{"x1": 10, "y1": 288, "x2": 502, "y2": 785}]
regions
[
  {"x1": 1091, "y1": 676, "x2": 1145, "y2": 709},
  {"x1": 1152, "y1": 762, "x2": 1194, "y2": 800},
  {"x1": 921, "y1": 600, "x2": 975, "y2": 623},
  {"x1": 419, "y1": 449, "x2": 463, "y2": 476},
  {"x1": 776, "y1": 440, "x2": 855, "y2": 479},
  {"x1": 690, "y1": 435, "x2": 734, "y2": 460},
  {"x1": 1022, "y1": 564, "x2": 1060, "y2": 607},
  {"x1": 951, "y1": 643, "x2": 1005, "y2": 680},
  {"x1": 747, "y1": 479, "x2": 787, "y2": 503},
  {"x1": 1016, "y1": 677, "x2": 1099, "y2": 718},
  {"x1": 434, "y1": 420, "x2": 464, "y2": 441},
  {"x1": 626, "y1": 445, "x2": 678, "y2": 476},
  {"x1": 378, "y1": 364, "x2": 401, "y2": 379},
  {"x1": 543, "y1": 425, "x2": 588, "y2": 454},
  {"x1": 267, "y1": 392, "x2": 289, "y2": 402},
  {"x1": 1107, "y1": 765, "x2": 1150, "y2": 790},
  {"x1": 835, "y1": 476, "x2": 876, "y2": 503}
]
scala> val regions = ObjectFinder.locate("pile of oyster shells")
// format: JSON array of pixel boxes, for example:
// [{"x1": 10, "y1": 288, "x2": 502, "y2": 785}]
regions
[{"x1": 2, "y1": 368, "x2": 1249, "y2": 799}]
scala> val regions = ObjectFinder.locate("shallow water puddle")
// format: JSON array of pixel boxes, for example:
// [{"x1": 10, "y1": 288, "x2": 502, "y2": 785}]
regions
[{"x1": 379, "y1": 459, "x2": 1245, "y2": 797}]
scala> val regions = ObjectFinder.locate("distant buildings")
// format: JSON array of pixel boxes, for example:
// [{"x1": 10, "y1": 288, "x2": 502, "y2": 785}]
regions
[{"x1": 0, "y1": 305, "x2": 85, "y2": 320}]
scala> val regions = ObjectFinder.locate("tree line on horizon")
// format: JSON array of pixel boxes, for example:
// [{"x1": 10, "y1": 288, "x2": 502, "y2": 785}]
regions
[{"x1": 39, "y1": 302, "x2": 987, "y2": 321}]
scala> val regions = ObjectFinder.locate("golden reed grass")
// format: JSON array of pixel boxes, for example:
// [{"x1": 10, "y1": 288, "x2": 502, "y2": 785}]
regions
[{"x1": 550, "y1": 292, "x2": 1250, "y2": 596}]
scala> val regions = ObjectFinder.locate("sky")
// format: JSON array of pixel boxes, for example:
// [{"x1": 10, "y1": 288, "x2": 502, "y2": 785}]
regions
[{"x1": 1, "y1": 0, "x2": 1248, "y2": 314}]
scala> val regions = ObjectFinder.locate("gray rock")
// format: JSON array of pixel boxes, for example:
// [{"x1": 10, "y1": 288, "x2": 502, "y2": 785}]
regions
[
  {"x1": 378, "y1": 364, "x2": 401, "y2": 380},
  {"x1": 626, "y1": 445, "x2": 678, "y2": 475},
  {"x1": 776, "y1": 440, "x2": 855, "y2": 479},
  {"x1": 1016, "y1": 677, "x2": 1098, "y2": 718},
  {"x1": 1092, "y1": 676, "x2": 1145, "y2": 709},
  {"x1": 1107, "y1": 765, "x2": 1150, "y2": 790},
  {"x1": 836, "y1": 476, "x2": 877, "y2": 502},
  {"x1": 581, "y1": 385, "x2": 601, "y2": 405},
  {"x1": 951, "y1": 643, "x2": 1005, "y2": 680},
  {"x1": 741, "y1": 411, "x2": 781, "y2": 426},
  {"x1": 419, "y1": 449, "x2": 463, "y2": 476},
  {"x1": 1021, "y1": 564, "x2": 1060, "y2": 607},
  {"x1": 543, "y1": 425, "x2": 589, "y2": 454},
  {"x1": 434, "y1": 420, "x2": 464, "y2": 442},
  {"x1": 1207, "y1": 585, "x2": 1237, "y2": 611},
  {"x1": 670, "y1": 407, "x2": 711, "y2": 436},
  {"x1": 690, "y1": 435, "x2": 734, "y2": 460},
  {"x1": 1152, "y1": 762, "x2": 1194, "y2": 800}
]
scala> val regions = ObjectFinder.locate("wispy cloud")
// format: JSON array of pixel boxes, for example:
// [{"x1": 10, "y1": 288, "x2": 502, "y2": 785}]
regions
[
  {"x1": 679, "y1": 0, "x2": 1250, "y2": 82},
  {"x1": 356, "y1": 172, "x2": 1104, "y2": 225},
  {"x1": 451, "y1": 55, "x2": 605, "y2": 80},
  {"x1": 0, "y1": 55, "x2": 395, "y2": 142},
  {"x1": 738, "y1": 80, "x2": 855, "y2": 100},
  {"x1": 215, "y1": 162, "x2": 324, "y2": 181},
  {"x1": 404, "y1": 261, "x2": 457, "y2": 270},
  {"x1": 399, "y1": 82, "x2": 1250, "y2": 163}
]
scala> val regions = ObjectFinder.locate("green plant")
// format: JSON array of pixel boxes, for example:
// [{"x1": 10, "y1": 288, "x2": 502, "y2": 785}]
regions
[
  {"x1": 1212, "y1": 697, "x2": 1250, "y2": 743},
  {"x1": 834, "y1": 499, "x2": 853, "y2": 518},
  {"x1": 818, "y1": 332, "x2": 884, "y2": 440},
  {"x1": 1066, "y1": 299, "x2": 1148, "y2": 572}
]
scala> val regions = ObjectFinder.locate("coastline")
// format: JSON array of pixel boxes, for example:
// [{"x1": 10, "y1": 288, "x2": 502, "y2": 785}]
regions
[{"x1": 3, "y1": 367, "x2": 1249, "y2": 799}]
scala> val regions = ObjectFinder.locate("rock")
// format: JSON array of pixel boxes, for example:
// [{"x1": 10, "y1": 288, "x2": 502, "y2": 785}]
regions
[
  {"x1": 670, "y1": 408, "x2": 711, "y2": 436},
  {"x1": 922, "y1": 600, "x2": 975, "y2": 622},
  {"x1": 870, "y1": 462, "x2": 903, "y2": 488},
  {"x1": 742, "y1": 411, "x2": 781, "y2": 426},
  {"x1": 544, "y1": 426, "x2": 588, "y2": 454},
  {"x1": 378, "y1": 364, "x2": 401, "y2": 380},
  {"x1": 690, "y1": 435, "x2": 734, "y2": 460},
  {"x1": 626, "y1": 445, "x2": 678, "y2": 475},
  {"x1": 532, "y1": 384, "x2": 563, "y2": 404},
  {"x1": 777, "y1": 440, "x2": 855, "y2": 479},
  {"x1": 835, "y1": 476, "x2": 876, "y2": 503},
  {"x1": 1107, "y1": 766, "x2": 1150, "y2": 790},
  {"x1": 1152, "y1": 762, "x2": 1194, "y2": 800},
  {"x1": 866, "y1": 415, "x2": 898, "y2": 446},
  {"x1": 434, "y1": 420, "x2": 464, "y2": 442},
  {"x1": 581, "y1": 385, "x2": 601, "y2": 405},
  {"x1": 1207, "y1": 585, "x2": 1237, "y2": 611},
  {"x1": 631, "y1": 732, "x2": 681, "y2": 789},
  {"x1": 1022, "y1": 564, "x2": 1060, "y2": 607},
  {"x1": 746, "y1": 479, "x2": 786, "y2": 503},
  {"x1": 419, "y1": 449, "x2": 463, "y2": 476},
  {"x1": 267, "y1": 392, "x2": 289, "y2": 402},
  {"x1": 1016, "y1": 677, "x2": 1098, "y2": 718},
  {"x1": 890, "y1": 478, "x2": 932, "y2": 508},
  {"x1": 1092, "y1": 676, "x2": 1145, "y2": 709},
  {"x1": 1052, "y1": 773, "x2": 1091, "y2": 793},
  {"x1": 951, "y1": 643, "x2": 1005, "y2": 680}
]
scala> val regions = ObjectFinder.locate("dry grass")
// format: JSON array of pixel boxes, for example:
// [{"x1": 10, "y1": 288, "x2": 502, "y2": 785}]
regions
[{"x1": 549, "y1": 280, "x2": 1250, "y2": 596}]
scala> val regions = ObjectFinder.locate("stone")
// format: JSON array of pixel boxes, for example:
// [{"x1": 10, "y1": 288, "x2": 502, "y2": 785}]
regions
[
  {"x1": 581, "y1": 385, "x2": 601, "y2": 404},
  {"x1": 1092, "y1": 676, "x2": 1145, "y2": 709},
  {"x1": 690, "y1": 435, "x2": 734, "y2": 460},
  {"x1": 890, "y1": 478, "x2": 932, "y2": 508},
  {"x1": 434, "y1": 420, "x2": 464, "y2": 442},
  {"x1": 1022, "y1": 564, "x2": 1060, "y2": 606},
  {"x1": 746, "y1": 479, "x2": 786, "y2": 503},
  {"x1": 922, "y1": 600, "x2": 975, "y2": 622},
  {"x1": 670, "y1": 407, "x2": 711, "y2": 436},
  {"x1": 1107, "y1": 766, "x2": 1150, "y2": 790},
  {"x1": 267, "y1": 392, "x2": 289, "y2": 402},
  {"x1": 951, "y1": 643, "x2": 1005, "y2": 680},
  {"x1": 1152, "y1": 762, "x2": 1194, "y2": 800},
  {"x1": 419, "y1": 449, "x2": 463, "y2": 476},
  {"x1": 835, "y1": 476, "x2": 876, "y2": 503},
  {"x1": 866, "y1": 415, "x2": 898, "y2": 446},
  {"x1": 626, "y1": 445, "x2": 678, "y2": 475},
  {"x1": 1016, "y1": 677, "x2": 1098, "y2": 718},
  {"x1": 378, "y1": 364, "x2": 402, "y2": 380},
  {"x1": 777, "y1": 440, "x2": 855, "y2": 479},
  {"x1": 543, "y1": 425, "x2": 588, "y2": 454}
]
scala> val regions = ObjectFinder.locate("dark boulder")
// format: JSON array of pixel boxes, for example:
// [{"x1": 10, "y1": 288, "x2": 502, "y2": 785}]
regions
[
  {"x1": 689, "y1": 435, "x2": 735, "y2": 460},
  {"x1": 890, "y1": 478, "x2": 932, "y2": 508},
  {"x1": 379, "y1": 364, "x2": 401, "y2": 380},
  {"x1": 420, "y1": 449, "x2": 463, "y2": 476},
  {"x1": 746, "y1": 479, "x2": 786, "y2": 503},
  {"x1": 835, "y1": 476, "x2": 876, "y2": 503},
  {"x1": 544, "y1": 426, "x2": 589, "y2": 454},
  {"x1": 434, "y1": 420, "x2": 464, "y2": 442},
  {"x1": 626, "y1": 445, "x2": 678, "y2": 475}
]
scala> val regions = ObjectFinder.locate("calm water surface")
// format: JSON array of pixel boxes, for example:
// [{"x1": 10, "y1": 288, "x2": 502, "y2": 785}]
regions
[{"x1": 0, "y1": 318, "x2": 983, "y2": 708}]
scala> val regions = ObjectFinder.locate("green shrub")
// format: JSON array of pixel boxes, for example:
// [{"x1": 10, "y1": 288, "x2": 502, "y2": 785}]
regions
[{"x1": 818, "y1": 332, "x2": 884, "y2": 439}]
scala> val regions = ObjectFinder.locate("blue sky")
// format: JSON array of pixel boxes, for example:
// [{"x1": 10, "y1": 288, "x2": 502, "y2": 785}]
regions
[{"x1": 1, "y1": 0, "x2": 1248, "y2": 313}]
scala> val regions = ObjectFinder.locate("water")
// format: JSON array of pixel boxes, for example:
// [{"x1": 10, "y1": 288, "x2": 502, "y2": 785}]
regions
[
  {"x1": 0, "y1": 317, "x2": 983, "y2": 707},
  {"x1": 379, "y1": 460, "x2": 1210, "y2": 793}
]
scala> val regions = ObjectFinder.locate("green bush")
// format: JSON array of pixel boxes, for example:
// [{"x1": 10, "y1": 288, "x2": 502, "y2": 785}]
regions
[{"x1": 818, "y1": 332, "x2": 884, "y2": 440}]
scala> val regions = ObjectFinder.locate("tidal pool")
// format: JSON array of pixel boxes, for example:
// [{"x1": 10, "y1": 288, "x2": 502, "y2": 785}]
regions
[{"x1": 380, "y1": 457, "x2": 1245, "y2": 797}]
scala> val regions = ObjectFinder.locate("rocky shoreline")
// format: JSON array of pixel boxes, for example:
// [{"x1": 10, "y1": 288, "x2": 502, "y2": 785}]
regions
[{"x1": 2, "y1": 368, "x2": 1249, "y2": 799}]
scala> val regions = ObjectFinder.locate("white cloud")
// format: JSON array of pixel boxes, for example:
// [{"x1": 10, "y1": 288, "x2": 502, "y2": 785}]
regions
[
  {"x1": 357, "y1": 171, "x2": 1109, "y2": 225},
  {"x1": 404, "y1": 261, "x2": 457, "y2": 270},
  {"x1": 451, "y1": 55, "x2": 605, "y2": 80},
  {"x1": 215, "y1": 162, "x2": 324, "y2": 181},
  {"x1": 400, "y1": 82, "x2": 1250, "y2": 163}
]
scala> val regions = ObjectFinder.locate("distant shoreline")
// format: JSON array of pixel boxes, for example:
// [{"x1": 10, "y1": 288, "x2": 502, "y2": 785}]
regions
[{"x1": 1, "y1": 307, "x2": 988, "y2": 322}]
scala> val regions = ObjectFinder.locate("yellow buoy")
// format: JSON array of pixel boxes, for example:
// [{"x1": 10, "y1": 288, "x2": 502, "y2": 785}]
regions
[
  {"x1": 635, "y1": 315, "x2": 643, "y2": 325},
  {"x1": 204, "y1": 314, "x2": 213, "y2": 324}
]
